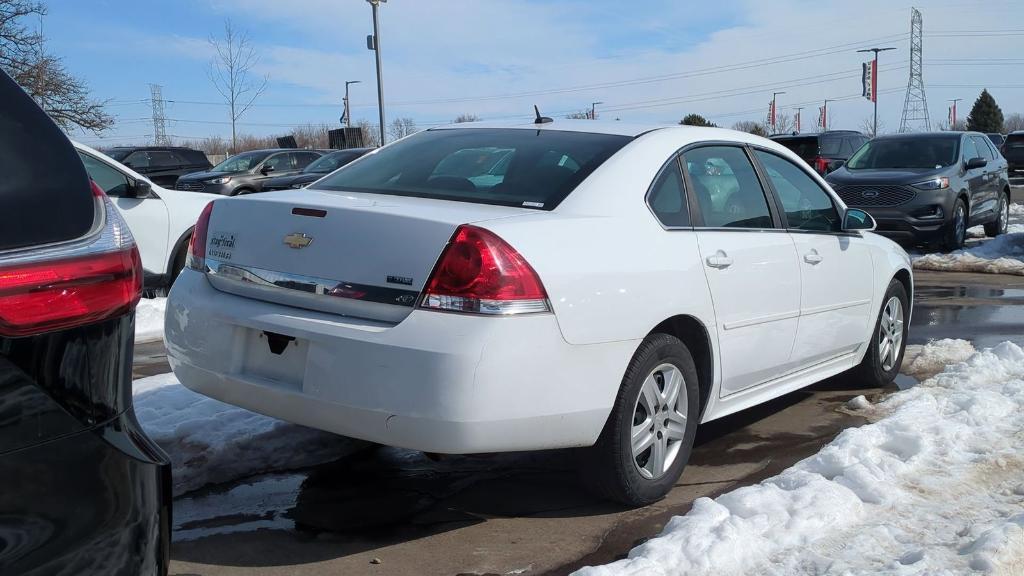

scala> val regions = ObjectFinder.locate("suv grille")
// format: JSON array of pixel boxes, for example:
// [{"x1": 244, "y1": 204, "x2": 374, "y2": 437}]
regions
[
  {"x1": 832, "y1": 184, "x2": 917, "y2": 207},
  {"x1": 176, "y1": 181, "x2": 205, "y2": 192}
]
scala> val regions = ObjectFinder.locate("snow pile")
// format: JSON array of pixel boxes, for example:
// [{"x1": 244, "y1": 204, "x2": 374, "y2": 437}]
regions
[
  {"x1": 133, "y1": 373, "x2": 365, "y2": 496},
  {"x1": 577, "y1": 340, "x2": 1024, "y2": 576},
  {"x1": 901, "y1": 338, "x2": 977, "y2": 381},
  {"x1": 134, "y1": 297, "x2": 166, "y2": 343},
  {"x1": 914, "y1": 204, "x2": 1024, "y2": 275}
]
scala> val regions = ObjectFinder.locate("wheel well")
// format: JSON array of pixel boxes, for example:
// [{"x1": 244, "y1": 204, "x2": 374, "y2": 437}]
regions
[
  {"x1": 651, "y1": 315, "x2": 713, "y2": 419},
  {"x1": 166, "y1": 226, "x2": 194, "y2": 273},
  {"x1": 894, "y1": 268, "x2": 913, "y2": 303}
]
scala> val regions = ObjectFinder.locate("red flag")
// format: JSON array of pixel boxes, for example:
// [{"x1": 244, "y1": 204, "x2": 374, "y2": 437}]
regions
[
  {"x1": 818, "y1": 106, "x2": 826, "y2": 130},
  {"x1": 862, "y1": 60, "x2": 877, "y2": 103},
  {"x1": 795, "y1": 110, "x2": 801, "y2": 133}
]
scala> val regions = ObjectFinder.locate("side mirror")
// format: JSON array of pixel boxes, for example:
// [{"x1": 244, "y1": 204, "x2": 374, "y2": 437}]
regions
[
  {"x1": 843, "y1": 208, "x2": 876, "y2": 232},
  {"x1": 965, "y1": 157, "x2": 987, "y2": 170},
  {"x1": 126, "y1": 179, "x2": 152, "y2": 199},
  {"x1": 827, "y1": 160, "x2": 845, "y2": 173},
  {"x1": 260, "y1": 164, "x2": 275, "y2": 175}
]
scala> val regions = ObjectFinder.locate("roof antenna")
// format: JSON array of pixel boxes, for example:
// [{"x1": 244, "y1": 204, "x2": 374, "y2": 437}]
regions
[{"x1": 534, "y1": 104, "x2": 552, "y2": 124}]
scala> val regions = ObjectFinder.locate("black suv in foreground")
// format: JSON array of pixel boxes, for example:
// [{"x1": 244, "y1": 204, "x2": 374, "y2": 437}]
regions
[
  {"x1": 175, "y1": 148, "x2": 323, "y2": 195},
  {"x1": 106, "y1": 146, "x2": 211, "y2": 187},
  {"x1": 771, "y1": 130, "x2": 869, "y2": 175},
  {"x1": 0, "y1": 71, "x2": 170, "y2": 574},
  {"x1": 826, "y1": 131, "x2": 1010, "y2": 250}
]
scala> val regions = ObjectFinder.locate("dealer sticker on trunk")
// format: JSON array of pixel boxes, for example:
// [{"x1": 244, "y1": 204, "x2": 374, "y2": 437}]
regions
[{"x1": 208, "y1": 232, "x2": 235, "y2": 260}]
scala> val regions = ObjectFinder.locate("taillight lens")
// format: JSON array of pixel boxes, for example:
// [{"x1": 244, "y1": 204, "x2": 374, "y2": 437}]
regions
[
  {"x1": 187, "y1": 201, "x2": 215, "y2": 271},
  {"x1": 421, "y1": 225, "x2": 549, "y2": 315},
  {"x1": 814, "y1": 157, "x2": 830, "y2": 174},
  {"x1": 0, "y1": 181, "x2": 142, "y2": 337}
]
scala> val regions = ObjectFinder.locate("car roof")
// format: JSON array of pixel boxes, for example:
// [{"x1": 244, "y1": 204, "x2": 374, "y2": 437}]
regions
[
  {"x1": 872, "y1": 131, "x2": 965, "y2": 140},
  {"x1": 428, "y1": 119, "x2": 671, "y2": 138},
  {"x1": 770, "y1": 130, "x2": 862, "y2": 139},
  {"x1": 106, "y1": 145, "x2": 202, "y2": 151}
]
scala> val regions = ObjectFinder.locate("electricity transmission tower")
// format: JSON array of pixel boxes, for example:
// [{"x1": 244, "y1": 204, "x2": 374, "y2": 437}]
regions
[
  {"x1": 899, "y1": 8, "x2": 930, "y2": 132},
  {"x1": 149, "y1": 83, "x2": 169, "y2": 145}
]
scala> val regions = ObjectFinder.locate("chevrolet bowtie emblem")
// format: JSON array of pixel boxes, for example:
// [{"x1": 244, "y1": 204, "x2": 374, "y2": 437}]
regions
[{"x1": 283, "y1": 233, "x2": 313, "y2": 249}]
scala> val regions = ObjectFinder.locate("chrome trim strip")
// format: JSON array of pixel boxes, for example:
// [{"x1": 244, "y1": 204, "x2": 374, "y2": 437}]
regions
[
  {"x1": 722, "y1": 310, "x2": 800, "y2": 330},
  {"x1": 801, "y1": 299, "x2": 872, "y2": 316}
]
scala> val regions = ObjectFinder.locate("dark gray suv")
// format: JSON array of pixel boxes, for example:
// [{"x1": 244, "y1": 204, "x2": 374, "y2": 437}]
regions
[
  {"x1": 175, "y1": 148, "x2": 323, "y2": 195},
  {"x1": 826, "y1": 132, "x2": 1010, "y2": 250}
]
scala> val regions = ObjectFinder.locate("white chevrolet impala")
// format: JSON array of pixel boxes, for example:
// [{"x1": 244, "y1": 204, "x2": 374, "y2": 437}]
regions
[{"x1": 165, "y1": 121, "x2": 912, "y2": 506}]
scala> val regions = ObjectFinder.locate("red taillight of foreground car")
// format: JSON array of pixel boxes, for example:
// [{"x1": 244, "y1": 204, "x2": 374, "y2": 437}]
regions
[
  {"x1": 187, "y1": 201, "x2": 215, "y2": 272},
  {"x1": 813, "y1": 156, "x2": 830, "y2": 175},
  {"x1": 0, "y1": 182, "x2": 143, "y2": 337},
  {"x1": 421, "y1": 225, "x2": 549, "y2": 315}
]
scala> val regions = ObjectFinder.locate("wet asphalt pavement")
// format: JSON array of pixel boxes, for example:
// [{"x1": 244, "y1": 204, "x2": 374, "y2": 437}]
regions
[{"x1": 149, "y1": 268, "x2": 1024, "y2": 576}]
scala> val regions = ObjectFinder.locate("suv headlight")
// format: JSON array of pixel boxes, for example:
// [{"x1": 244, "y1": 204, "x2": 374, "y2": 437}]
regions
[
  {"x1": 912, "y1": 177, "x2": 949, "y2": 190},
  {"x1": 207, "y1": 176, "x2": 231, "y2": 185}
]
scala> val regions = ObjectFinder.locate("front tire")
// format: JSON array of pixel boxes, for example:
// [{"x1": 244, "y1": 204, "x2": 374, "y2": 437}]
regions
[
  {"x1": 984, "y1": 192, "x2": 1010, "y2": 237},
  {"x1": 855, "y1": 279, "x2": 908, "y2": 388},
  {"x1": 582, "y1": 333, "x2": 699, "y2": 507},
  {"x1": 942, "y1": 198, "x2": 967, "y2": 251}
]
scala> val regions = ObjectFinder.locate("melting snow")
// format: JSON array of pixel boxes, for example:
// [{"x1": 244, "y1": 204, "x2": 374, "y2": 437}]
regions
[
  {"x1": 133, "y1": 372, "x2": 364, "y2": 496},
  {"x1": 577, "y1": 339, "x2": 1024, "y2": 575},
  {"x1": 135, "y1": 297, "x2": 166, "y2": 343},
  {"x1": 913, "y1": 204, "x2": 1024, "y2": 275}
]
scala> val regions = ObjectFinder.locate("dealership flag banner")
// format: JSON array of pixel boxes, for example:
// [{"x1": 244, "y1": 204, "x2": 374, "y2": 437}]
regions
[
  {"x1": 795, "y1": 109, "x2": 801, "y2": 132},
  {"x1": 767, "y1": 100, "x2": 776, "y2": 127},
  {"x1": 862, "y1": 60, "x2": 877, "y2": 103},
  {"x1": 817, "y1": 105, "x2": 827, "y2": 130}
]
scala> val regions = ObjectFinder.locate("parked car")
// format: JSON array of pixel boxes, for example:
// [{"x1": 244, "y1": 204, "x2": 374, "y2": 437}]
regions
[
  {"x1": 0, "y1": 70, "x2": 170, "y2": 575},
  {"x1": 1004, "y1": 131, "x2": 1024, "y2": 174},
  {"x1": 770, "y1": 130, "x2": 869, "y2": 175},
  {"x1": 826, "y1": 131, "x2": 1010, "y2": 250},
  {"x1": 175, "y1": 148, "x2": 324, "y2": 195},
  {"x1": 105, "y1": 146, "x2": 212, "y2": 187},
  {"x1": 987, "y1": 133, "x2": 1006, "y2": 149},
  {"x1": 75, "y1": 142, "x2": 221, "y2": 291},
  {"x1": 165, "y1": 121, "x2": 912, "y2": 507},
  {"x1": 261, "y1": 148, "x2": 372, "y2": 191}
]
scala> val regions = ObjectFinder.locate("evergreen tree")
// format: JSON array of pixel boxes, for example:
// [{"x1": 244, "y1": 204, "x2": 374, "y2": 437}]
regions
[
  {"x1": 965, "y1": 89, "x2": 1004, "y2": 133},
  {"x1": 680, "y1": 113, "x2": 717, "y2": 127}
]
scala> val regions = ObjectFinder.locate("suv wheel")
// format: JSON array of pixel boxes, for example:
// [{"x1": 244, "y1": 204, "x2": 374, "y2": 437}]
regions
[
  {"x1": 984, "y1": 193, "x2": 1010, "y2": 237},
  {"x1": 582, "y1": 333, "x2": 699, "y2": 507},
  {"x1": 942, "y1": 198, "x2": 967, "y2": 251}
]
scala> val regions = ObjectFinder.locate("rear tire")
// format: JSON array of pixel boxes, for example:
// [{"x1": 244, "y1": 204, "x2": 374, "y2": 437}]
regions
[
  {"x1": 582, "y1": 333, "x2": 699, "y2": 507},
  {"x1": 942, "y1": 198, "x2": 967, "y2": 251},
  {"x1": 854, "y1": 279, "x2": 908, "y2": 388},
  {"x1": 230, "y1": 187, "x2": 254, "y2": 196},
  {"x1": 168, "y1": 241, "x2": 189, "y2": 288},
  {"x1": 984, "y1": 192, "x2": 1010, "y2": 237}
]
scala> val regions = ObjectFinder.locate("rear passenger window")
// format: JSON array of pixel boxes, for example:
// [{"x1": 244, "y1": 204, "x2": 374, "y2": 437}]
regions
[
  {"x1": 754, "y1": 150, "x2": 840, "y2": 232},
  {"x1": 647, "y1": 158, "x2": 689, "y2": 227},
  {"x1": 683, "y1": 146, "x2": 773, "y2": 228}
]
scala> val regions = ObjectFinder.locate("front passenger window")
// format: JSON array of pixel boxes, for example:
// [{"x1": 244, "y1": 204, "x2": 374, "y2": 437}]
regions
[
  {"x1": 754, "y1": 150, "x2": 840, "y2": 232},
  {"x1": 683, "y1": 146, "x2": 773, "y2": 228}
]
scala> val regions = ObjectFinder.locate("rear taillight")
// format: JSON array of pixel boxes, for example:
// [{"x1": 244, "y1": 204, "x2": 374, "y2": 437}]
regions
[
  {"x1": 814, "y1": 156, "x2": 830, "y2": 174},
  {"x1": 0, "y1": 181, "x2": 142, "y2": 337},
  {"x1": 420, "y1": 225, "x2": 549, "y2": 315},
  {"x1": 187, "y1": 201, "x2": 215, "y2": 272}
]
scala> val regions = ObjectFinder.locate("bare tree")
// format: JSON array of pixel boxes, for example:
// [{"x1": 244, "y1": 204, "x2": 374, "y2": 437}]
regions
[
  {"x1": 208, "y1": 19, "x2": 267, "y2": 153},
  {"x1": 0, "y1": 1, "x2": 112, "y2": 132},
  {"x1": 1004, "y1": 113, "x2": 1024, "y2": 133},
  {"x1": 859, "y1": 116, "x2": 889, "y2": 136},
  {"x1": 565, "y1": 110, "x2": 591, "y2": 119},
  {"x1": 388, "y1": 117, "x2": 417, "y2": 141},
  {"x1": 454, "y1": 113, "x2": 481, "y2": 123},
  {"x1": 732, "y1": 120, "x2": 767, "y2": 137},
  {"x1": 769, "y1": 112, "x2": 794, "y2": 135},
  {"x1": 357, "y1": 119, "x2": 380, "y2": 147}
]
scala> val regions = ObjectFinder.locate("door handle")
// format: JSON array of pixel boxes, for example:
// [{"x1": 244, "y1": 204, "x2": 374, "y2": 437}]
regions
[
  {"x1": 706, "y1": 251, "x2": 733, "y2": 269},
  {"x1": 804, "y1": 250, "x2": 823, "y2": 265}
]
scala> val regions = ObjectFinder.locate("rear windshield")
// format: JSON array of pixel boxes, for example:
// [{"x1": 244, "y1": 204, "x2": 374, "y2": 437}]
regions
[
  {"x1": 846, "y1": 137, "x2": 959, "y2": 170},
  {"x1": 106, "y1": 149, "x2": 131, "y2": 161},
  {"x1": 315, "y1": 128, "x2": 632, "y2": 209},
  {"x1": 818, "y1": 135, "x2": 842, "y2": 156},
  {"x1": 772, "y1": 136, "x2": 818, "y2": 160},
  {"x1": 305, "y1": 150, "x2": 364, "y2": 173},
  {"x1": 1006, "y1": 134, "x2": 1024, "y2": 148}
]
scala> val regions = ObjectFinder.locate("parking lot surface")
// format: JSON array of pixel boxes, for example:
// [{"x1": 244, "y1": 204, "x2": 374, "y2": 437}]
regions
[{"x1": 149, "y1": 268, "x2": 1022, "y2": 576}]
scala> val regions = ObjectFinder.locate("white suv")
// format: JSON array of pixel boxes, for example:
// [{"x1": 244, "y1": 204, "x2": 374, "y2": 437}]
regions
[{"x1": 74, "y1": 141, "x2": 220, "y2": 290}]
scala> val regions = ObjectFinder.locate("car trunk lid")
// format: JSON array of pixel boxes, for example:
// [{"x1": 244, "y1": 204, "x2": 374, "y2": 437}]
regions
[{"x1": 201, "y1": 188, "x2": 533, "y2": 323}]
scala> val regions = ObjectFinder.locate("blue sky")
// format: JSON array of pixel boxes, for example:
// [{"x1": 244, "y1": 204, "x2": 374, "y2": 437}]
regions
[{"x1": 44, "y1": 0, "x2": 1024, "y2": 147}]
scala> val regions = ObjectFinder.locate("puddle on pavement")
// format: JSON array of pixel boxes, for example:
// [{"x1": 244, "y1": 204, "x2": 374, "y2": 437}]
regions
[
  {"x1": 915, "y1": 285, "x2": 1024, "y2": 302},
  {"x1": 910, "y1": 303, "x2": 1024, "y2": 350}
]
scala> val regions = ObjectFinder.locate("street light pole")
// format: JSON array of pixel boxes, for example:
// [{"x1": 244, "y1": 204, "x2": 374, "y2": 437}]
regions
[
  {"x1": 590, "y1": 101, "x2": 603, "y2": 120},
  {"x1": 344, "y1": 80, "x2": 361, "y2": 128},
  {"x1": 771, "y1": 91, "x2": 786, "y2": 133},
  {"x1": 857, "y1": 47, "x2": 895, "y2": 137},
  {"x1": 367, "y1": 0, "x2": 386, "y2": 146}
]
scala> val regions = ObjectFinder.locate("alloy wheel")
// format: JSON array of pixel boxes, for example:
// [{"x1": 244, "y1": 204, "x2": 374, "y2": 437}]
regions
[
  {"x1": 878, "y1": 296, "x2": 904, "y2": 372},
  {"x1": 631, "y1": 363, "x2": 688, "y2": 480},
  {"x1": 954, "y1": 204, "x2": 966, "y2": 246},
  {"x1": 1000, "y1": 196, "x2": 1009, "y2": 233}
]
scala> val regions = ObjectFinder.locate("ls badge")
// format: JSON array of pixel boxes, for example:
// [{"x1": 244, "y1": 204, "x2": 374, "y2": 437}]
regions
[{"x1": 283, "y1": 233, "x2": 313, "y2": 249}]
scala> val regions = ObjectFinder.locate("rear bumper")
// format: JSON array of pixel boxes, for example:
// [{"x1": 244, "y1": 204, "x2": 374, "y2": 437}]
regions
[{"x1": 165, "y1": 270, "x2": 636, "y2": 454}]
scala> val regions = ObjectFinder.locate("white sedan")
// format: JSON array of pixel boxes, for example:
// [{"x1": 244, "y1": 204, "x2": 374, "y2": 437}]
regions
[
  {"x1": 165, "y1": 121, "x2": 912, "y2": 506},
  {"x1": 73, "y1": 141, "x2": 220, "y2": 290}
]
